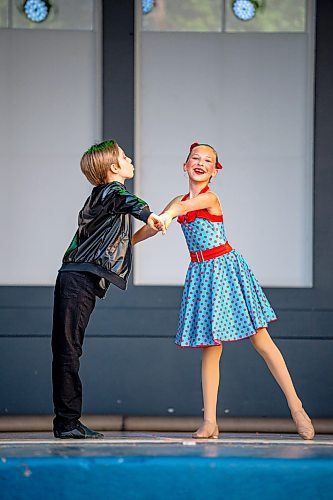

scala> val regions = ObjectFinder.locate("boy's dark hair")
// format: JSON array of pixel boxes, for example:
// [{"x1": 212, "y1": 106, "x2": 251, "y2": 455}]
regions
[{"x1": 80, "y1": 140, "x2": 119, "y2": 186}]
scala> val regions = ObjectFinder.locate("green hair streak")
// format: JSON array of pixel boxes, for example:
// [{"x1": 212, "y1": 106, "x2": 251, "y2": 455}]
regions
[{"x1": 85, "y1": 140, "x2": 116, "y2": 155}]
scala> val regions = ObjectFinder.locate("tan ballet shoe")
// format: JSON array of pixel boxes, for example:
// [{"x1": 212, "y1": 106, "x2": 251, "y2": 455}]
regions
[
  {"x1": 192, "y1": 421, "x2": 219, "y2": 439},
  {"x1": 291, "y1": 408, "x2": 315, "y2": 440}
]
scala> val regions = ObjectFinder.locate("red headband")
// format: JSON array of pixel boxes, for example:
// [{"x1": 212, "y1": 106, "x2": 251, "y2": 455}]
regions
[{"x1": 188, "y1": 142, "x2": 223, "y2": 170}]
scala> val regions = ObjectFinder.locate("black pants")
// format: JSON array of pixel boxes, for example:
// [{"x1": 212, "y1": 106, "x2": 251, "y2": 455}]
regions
[{"x1": 51, "y1": 271, "x2": 101, "y2": 432}]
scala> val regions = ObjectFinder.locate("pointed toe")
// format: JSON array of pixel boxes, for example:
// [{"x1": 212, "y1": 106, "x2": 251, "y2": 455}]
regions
[{"x1": 291, "y1": 408, "x2": 315, "y2": 440}]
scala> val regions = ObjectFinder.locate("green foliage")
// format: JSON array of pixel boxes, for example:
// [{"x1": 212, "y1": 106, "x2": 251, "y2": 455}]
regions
[
  {"x1": 0, "y1": 0, "x2": 8, "y2": 28},
  {"x1": 143, "y1": 0, "x2": 222, "y2": 31},
  {"x1": 227, "y1": 0, "x2": 306, "y2": 32},
  {"x1": 143, "y1": 0, "x2": 306, "y2": 33}
]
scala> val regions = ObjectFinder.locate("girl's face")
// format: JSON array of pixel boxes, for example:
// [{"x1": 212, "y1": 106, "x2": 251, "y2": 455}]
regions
[
  {"x1": 184, "y1": 145, "x2": 218, "y2": 183},
  {"x1": 117, "y1": 147, "x2": 134, "y2": 179}
]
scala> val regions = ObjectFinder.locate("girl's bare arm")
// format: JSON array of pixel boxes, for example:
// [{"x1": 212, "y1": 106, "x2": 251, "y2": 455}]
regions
[{"x1": 163, "y1": 192, "x2": 221, "y2": 219}]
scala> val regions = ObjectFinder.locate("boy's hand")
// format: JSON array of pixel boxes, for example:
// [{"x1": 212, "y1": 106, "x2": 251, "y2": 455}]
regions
[
  {"x1": 159, "y1": 212, "x2": 173, "y2": 232},
  {"x1": 147, "y1": 213, "x2": 166, "y2": 233}
]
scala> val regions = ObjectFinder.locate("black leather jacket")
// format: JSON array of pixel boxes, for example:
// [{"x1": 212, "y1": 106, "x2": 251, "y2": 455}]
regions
[{"x1": 60, "y1": 181, "x2": 152, "y2": 292}]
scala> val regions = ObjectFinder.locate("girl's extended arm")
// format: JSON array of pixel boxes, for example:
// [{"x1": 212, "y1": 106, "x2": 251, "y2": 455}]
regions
[
  {"x1": 160, "y1": 192, "x2": 220, "y2": 229},
  {"x1": 132, "y1": 195, "x2": 182, "y2": 245},
  {"x1": 165, "y1": 192, "x2": 219, "y2": 218}
]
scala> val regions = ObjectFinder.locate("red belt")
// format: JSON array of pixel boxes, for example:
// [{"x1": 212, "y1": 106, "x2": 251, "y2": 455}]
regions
[{"x1": 190, "y1": 242, "x2": 232, "y2": 262}]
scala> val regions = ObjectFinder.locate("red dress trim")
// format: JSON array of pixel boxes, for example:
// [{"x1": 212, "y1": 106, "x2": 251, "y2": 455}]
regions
[
  {"x1": 177, "y1": 186, "x2": 223, "y2": 224},
  {"x1": 190, "y1": 241, "x2": 232, "y2": 262},
  {"x1": 175, "y1": 318, "x2": 278, "y2": 348}
]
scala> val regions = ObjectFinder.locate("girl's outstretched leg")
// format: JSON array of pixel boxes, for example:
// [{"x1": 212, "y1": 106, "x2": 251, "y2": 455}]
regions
[
  {"x1": 251, "y1": 328, "x2": 315, "y2": 439},
  {"x1": 193, "y1": 344, "x2": 222, "y2": 439}
]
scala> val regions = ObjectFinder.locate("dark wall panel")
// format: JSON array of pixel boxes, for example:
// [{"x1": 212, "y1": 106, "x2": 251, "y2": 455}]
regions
[
  {"x1": 0, "y1": 337, "x2": 331, "y2": 417},
  {"x1": 1, "y1": 307, "x2": 333, "y2": 340}
]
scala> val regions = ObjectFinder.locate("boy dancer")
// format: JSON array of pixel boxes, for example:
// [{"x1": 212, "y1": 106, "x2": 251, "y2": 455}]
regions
[{"x1": 52, "y1": 140, "x2": 164, "y2": 439}]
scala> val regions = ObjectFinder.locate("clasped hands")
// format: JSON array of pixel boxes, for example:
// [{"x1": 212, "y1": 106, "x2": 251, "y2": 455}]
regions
[{"x1": 147, "y1": 212, "x2": 173, "y2": 235}]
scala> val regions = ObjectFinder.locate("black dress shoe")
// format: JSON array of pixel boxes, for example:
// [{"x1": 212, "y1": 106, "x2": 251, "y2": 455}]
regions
[{"x1": 54, "y1": 421, "x2": 104, "y2": 439}]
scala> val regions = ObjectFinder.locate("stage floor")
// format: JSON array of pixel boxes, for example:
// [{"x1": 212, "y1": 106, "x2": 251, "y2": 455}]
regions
[
  {"x1": 1, "y1": 431, "x2": 333, "y2": 457},
  {"x1": 1, "y1": 432, "x2": 333, "y2": 499}
]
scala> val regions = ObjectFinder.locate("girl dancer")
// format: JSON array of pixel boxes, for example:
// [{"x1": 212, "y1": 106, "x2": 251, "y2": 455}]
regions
[{"x1": 133, "y1": 142, "x2": 315, "y2": 440}]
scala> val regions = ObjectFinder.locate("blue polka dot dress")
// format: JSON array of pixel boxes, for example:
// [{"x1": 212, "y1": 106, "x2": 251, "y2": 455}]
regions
[{"x1": 175, "y1": 193, "x2": 277, "y2": 348}]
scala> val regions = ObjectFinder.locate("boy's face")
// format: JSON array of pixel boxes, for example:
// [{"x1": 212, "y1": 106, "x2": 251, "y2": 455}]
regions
[{"x1": 117, "y1": 147, "x2": 134, "y2": 179}]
